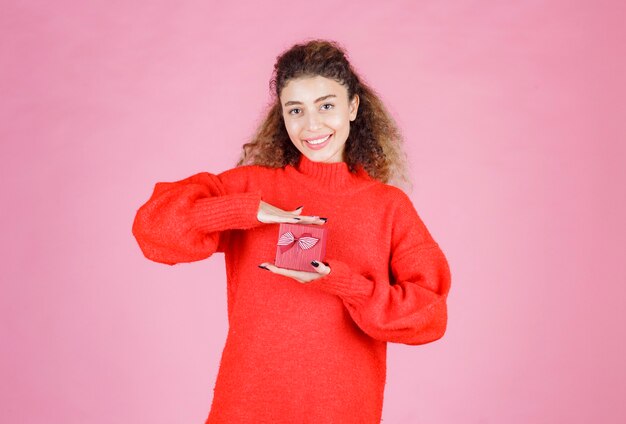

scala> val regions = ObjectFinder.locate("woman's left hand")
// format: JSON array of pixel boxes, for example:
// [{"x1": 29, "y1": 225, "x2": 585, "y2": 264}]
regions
[{"x1": 258, "y1": 260, "x2": 331, "y2": 283}]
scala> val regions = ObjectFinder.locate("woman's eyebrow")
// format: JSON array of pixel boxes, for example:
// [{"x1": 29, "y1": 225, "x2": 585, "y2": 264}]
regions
[{"x1": 283, "y1": 94, "x2": 336, "y2": 107}]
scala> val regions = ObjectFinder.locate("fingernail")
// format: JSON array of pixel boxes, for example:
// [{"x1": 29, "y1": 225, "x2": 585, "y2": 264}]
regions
[
  {"x1": 258, "y1": 265, "x2": 269, "y2": 270},
  {"x1": 294, "y1": 217, "x2": 301, "y2": 220},
  {"x1": 319, "y1": 217, "x2": 328, "y2": 222},
  {"x1": 296, "y1": 205, "x2": 303, "y2": 210},
  {"x1": 311, "y1": 260, "x2": 319, "y2": 267}
]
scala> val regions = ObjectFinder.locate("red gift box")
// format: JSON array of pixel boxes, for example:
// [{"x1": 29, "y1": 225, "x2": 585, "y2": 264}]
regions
[{"x1": 274, "y1": 223, "x2": 328, "y2": 272}]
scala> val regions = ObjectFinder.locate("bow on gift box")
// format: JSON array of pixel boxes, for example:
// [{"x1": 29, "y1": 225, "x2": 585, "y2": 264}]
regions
[{"x1": 277, "y1": 231, "x2": 320, "y2": 253}]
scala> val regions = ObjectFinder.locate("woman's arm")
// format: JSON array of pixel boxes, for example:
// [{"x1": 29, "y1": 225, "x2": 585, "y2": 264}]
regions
[
  {"x1": 131, "y1": 171, "x2": 263, "y2": 265},
  {"x1": 307, "y1": 194, "x2": 452, "y2": 345}
]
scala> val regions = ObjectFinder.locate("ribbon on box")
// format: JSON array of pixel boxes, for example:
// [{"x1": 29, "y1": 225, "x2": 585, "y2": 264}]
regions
[{"x1": 277, "y1": 231, "x2": 319, "y2": 253}]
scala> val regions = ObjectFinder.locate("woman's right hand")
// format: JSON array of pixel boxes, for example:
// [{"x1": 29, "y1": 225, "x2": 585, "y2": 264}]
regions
[{"x1": 256, "y1": 200, "x2": 327, "y2": 225}]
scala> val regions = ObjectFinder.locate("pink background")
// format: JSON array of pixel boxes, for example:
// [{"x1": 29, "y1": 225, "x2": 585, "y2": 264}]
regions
[{"x1": 2, "y1": 1, "x2": 625, "y2": 423}]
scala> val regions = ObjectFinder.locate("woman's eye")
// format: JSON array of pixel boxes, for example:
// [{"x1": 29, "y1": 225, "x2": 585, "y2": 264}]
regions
[{"x1": 288, "y1": 104, "x2": 332, "y2": 115}]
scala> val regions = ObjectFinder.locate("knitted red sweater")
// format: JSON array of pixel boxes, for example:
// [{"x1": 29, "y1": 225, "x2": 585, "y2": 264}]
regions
[{"x1": 132, "y1": 154, "x2": 451, "y2": 423}]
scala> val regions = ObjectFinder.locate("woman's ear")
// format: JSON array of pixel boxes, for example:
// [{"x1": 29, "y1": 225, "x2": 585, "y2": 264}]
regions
[{"x1": 349, "y1": 94, "x2": 360, "y2": 121}]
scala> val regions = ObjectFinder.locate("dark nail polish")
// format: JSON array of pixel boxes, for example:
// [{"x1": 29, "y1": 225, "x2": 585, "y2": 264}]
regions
[
  {"x1": 311, "y1": 260, "x2": 319, "y2": 267},
  {"x1": 296, "y1": 205, "x2": 303, "y2": 209},
  {"x1": 319, "y1": 217, "x2": 328, "y2": 222},
  {"x1": 294, "y1": 217, "x2": 301, "y2": 220},
  {"x1": 258, "y1": 265, "x2": 269, "y2": 270}
]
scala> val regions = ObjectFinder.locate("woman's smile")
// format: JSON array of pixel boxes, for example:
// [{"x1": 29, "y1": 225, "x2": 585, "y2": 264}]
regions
[{"x1": 304, "y1": 133, "x2": 333, "y2": 150}]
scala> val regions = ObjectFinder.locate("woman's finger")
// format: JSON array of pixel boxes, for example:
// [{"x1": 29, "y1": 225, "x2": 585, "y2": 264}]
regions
[
  {"x1": 258, "y1": 200, "x2": 326, "y2": 225},
  {"x1": 289, "y1": 215, "x2": 327, "y2": 225},
  {"x1": 273, "y1": 213, "x2": 326, "y2": 225},
  {"x1": 259, "y1": 262, "x2": 306, "y2": 279},
  {"x1": 259, "y1": 262, "x2": 325, "y2": 283},
  {"x1": 310, "y1": 260, "x2": 331, "y2": 275}
]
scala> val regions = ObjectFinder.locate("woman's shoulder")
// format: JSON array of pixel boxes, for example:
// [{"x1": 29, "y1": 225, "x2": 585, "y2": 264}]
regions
[
  {"x1": 365, "y1": 178, "x2": 415, "y2": 209},
  {"x1": 216, "y1": 163, "x2": 281, "y2": 192}
]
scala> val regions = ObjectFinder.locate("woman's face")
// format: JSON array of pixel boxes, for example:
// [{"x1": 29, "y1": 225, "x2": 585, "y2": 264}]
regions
[{"x1": 280, "y1": 75, "x2": 359, "y2": 163}]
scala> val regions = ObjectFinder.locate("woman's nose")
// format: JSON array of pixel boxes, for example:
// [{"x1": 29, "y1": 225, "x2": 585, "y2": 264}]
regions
[{"x1": 306, "y1": 112, "x2": 322, "y2": 130}]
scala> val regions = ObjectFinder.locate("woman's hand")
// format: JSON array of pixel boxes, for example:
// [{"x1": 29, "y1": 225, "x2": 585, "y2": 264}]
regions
[
  {"x1": 258, "y1": 260, "x2": 331, "y2": 283},
  {"x1": 257, "y1": 200, "x2": 327, "y2": 225}
]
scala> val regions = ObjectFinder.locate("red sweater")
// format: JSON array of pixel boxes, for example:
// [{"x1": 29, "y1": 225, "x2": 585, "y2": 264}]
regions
[{"x1": 132, "y1": 154, "x2": 451, "y2": 423}]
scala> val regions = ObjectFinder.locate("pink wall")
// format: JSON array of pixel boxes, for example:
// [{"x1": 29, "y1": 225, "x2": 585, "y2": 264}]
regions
[{"x1": 2, "y1": 1, "x2": 625, "y2": 423}]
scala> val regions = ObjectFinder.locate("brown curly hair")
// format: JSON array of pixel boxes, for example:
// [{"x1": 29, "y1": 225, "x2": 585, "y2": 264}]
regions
[{"x1": 236, "y1": 38, "x2": 412, "y2": 191}]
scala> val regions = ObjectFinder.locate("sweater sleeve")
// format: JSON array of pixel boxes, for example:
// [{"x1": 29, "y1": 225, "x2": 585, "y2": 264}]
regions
[
  {"x1": 131, "y1": 170, "x2": 264, "y2": 265},
  {"x1": 307, "y1": 194, "x2": 451, "y2": 345}
]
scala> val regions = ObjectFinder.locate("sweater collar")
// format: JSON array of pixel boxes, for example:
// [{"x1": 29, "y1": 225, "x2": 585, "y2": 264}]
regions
[{"x1": 287, "y1": 154, "x2": 374, "y2": 194}]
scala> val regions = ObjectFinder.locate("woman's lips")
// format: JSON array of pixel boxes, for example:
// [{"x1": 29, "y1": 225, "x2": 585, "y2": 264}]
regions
[{"x1": 304, "y1": 134, "x2": 332, "y2": 150}]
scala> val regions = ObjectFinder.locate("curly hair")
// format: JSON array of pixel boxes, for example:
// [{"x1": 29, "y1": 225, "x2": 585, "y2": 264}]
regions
[{"x1": 236, "y1": 38, "x2": 412, "y2": 191}]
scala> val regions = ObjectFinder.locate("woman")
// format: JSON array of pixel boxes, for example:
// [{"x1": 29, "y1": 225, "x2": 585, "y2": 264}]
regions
[{"x1": 132, "y1": 39, "x2": 451, "y2": 424}]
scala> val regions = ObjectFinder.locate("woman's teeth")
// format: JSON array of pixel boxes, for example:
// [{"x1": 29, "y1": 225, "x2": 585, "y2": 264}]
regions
[{"x1": 306, "y1": 134, "x2": 331, "y2": 145}]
